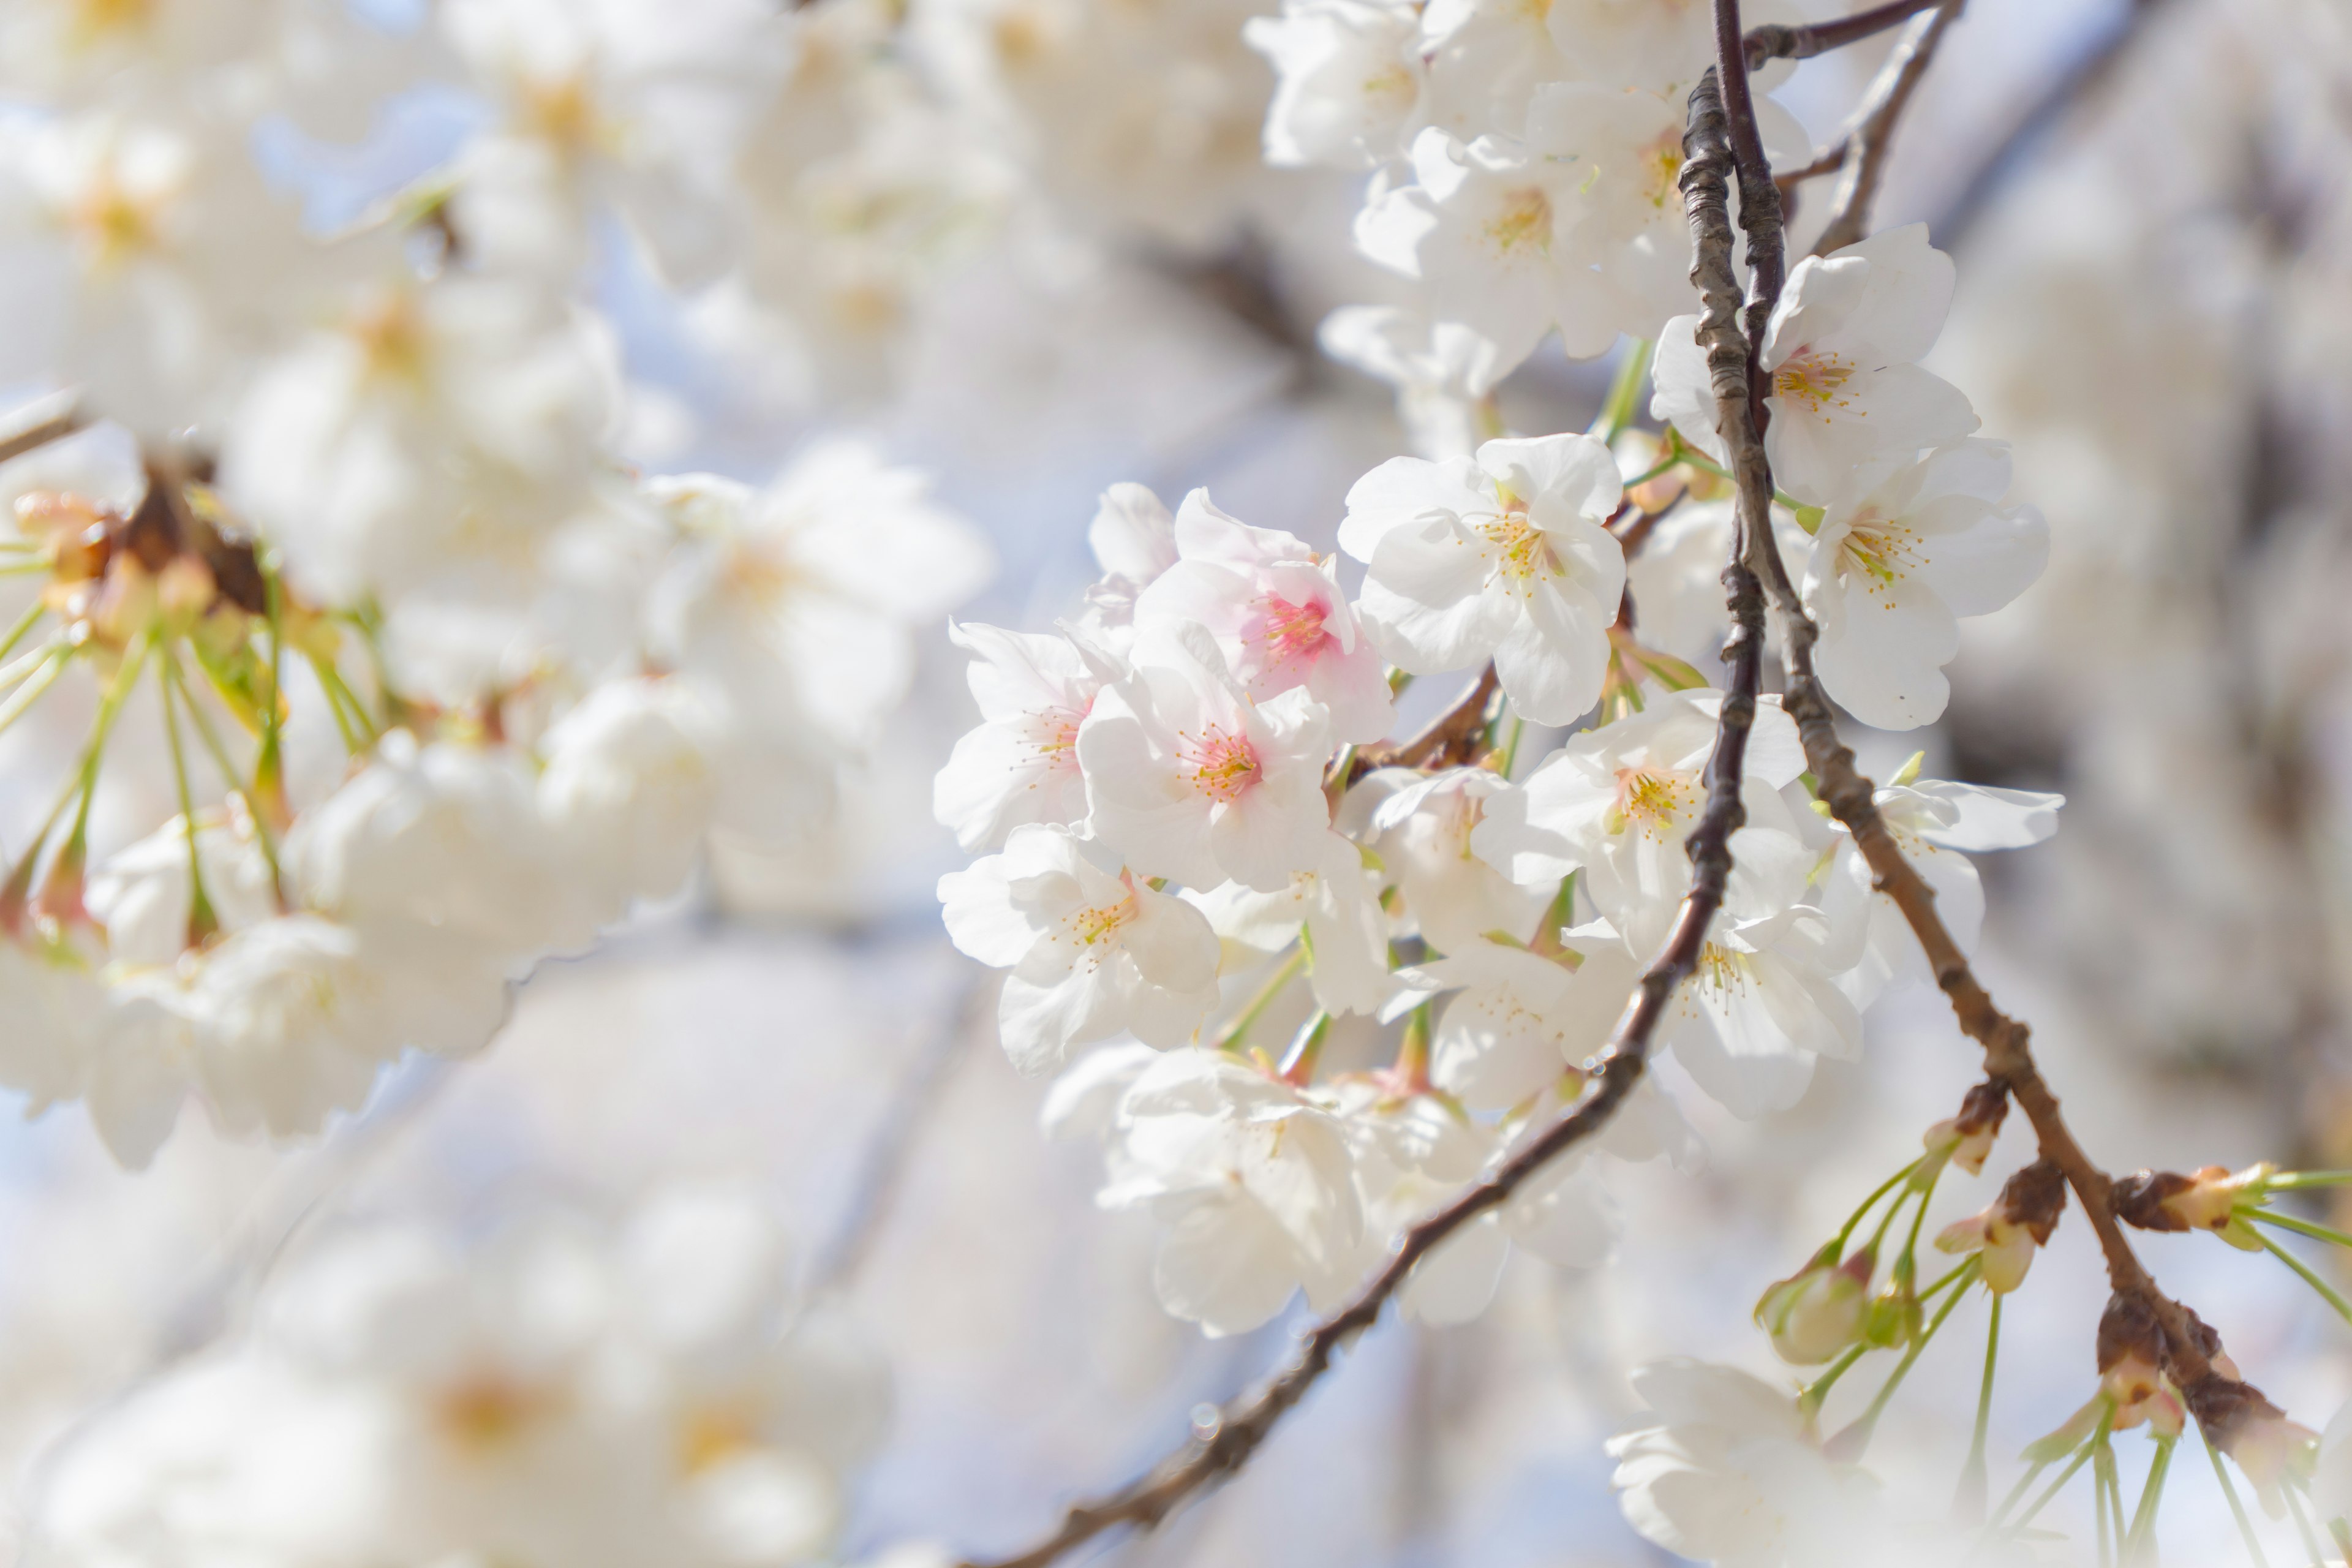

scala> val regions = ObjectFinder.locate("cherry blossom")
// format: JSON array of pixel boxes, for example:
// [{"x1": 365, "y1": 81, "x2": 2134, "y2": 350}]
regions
[
  {"x1": 1340, "y1": 431, "x2": 1626, "y2": 724},
  {"x1": 938, "y1": 824, "x2": 1222, "y2": 1074},
  {"x1": 933, "y1": 622, "x2": 1118, "y2": 853},
  {"x1": 1077, "y1": 622, "x2": 1335, "y2": 893},
  {"x1": 1244, "y1": 0, "x2": 1426, "y2": 172}
]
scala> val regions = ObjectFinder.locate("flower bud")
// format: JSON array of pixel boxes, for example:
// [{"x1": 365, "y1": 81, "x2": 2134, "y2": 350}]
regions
[
  {"x1": 1923, "y1": 1079, "x2": 2009, "y2": 1177},
  {"x1": 2112, "y1": 1164, "x2": 2271, "y2": 1251},
  {"x1": 1863, "y1": 1278, "x2": 1921, "y2": 1349},
  {"x1": 1935, "y1": 1158, "x2": 2065, "y2": 1293},
  {"x1": 2022, "y1": 1396, "x2": 2108, "y2": 1462},
  {"x1": 1755, "y1": 1243, "x2": 1870, "y2": 1365},
  {"x1": 2186, "y1": 1373, "x2": 2316, "y2": 1513}
]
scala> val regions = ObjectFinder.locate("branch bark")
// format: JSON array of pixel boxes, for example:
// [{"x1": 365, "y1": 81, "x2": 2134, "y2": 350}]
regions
[
  {"x1": 1700, "y1": 2, "x2": 2262, "y2": 1427},
  {"x1": 0, "y1": 398, "x2": 86, "y2": 469},
  {"x1": 1811, "y1": 0, "x2": 1964, "y2": 255},
  {"x1": 1344, "y1": 662, "x2": 1500, "y2": 785},
  {"x1": 955, "y1": 55, "x2": 1784, "y2": 1568},
  {"x1": 1743, "y1": 0, "x2": 1947, "y2": 70}
]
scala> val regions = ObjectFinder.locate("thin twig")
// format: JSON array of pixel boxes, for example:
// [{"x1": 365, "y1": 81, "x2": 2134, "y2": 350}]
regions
[
  {"x1": 1703, "y1": 5, "x2": 2260, "y2": 1430},
  {"x1": 1811, "y1": 0, "x2": 1965, "y2": 255},
  {"x1": 1341, "y1": 662, "x2": 1500, "y2": 784},
  {"x1": 0, "y1": 398, "x2": 86, "y2": 469},
  {"x1": 953, "y1": 51, "x2": 1781, "y2": 1567},
  {"x1": 1743, "y1": 0, "x2": 1947, "y2": 70}
]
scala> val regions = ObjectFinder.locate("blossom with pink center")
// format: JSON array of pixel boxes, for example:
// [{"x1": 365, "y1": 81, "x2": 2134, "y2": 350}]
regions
[
  {"x1": 1077, "y1": 622, "x2": 1335, "y2": 893},
  {"x1": 934, "y1": 621, "x2": 1123, "y2": 853},
  {"x1": 1133, "y1": 489, "x2": 1394, "y2": 744},
  {"x1": 938, "y1": 824, "x2": 1222, "y2": 1075}
]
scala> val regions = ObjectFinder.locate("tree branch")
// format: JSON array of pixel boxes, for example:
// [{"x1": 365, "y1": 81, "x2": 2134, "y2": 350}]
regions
[
  {"x1": 0, "y1": 398, "x2": 87, "y2": 469},
  {"x1": 1700, "y1": 7, "x2": 2264, "y2": 1430},
  {"x1": 954, "y1": 56, "x2": 1782, "y2": 1568},
  {"x1": 1810, "y1": 0, "x2": 1964, "y2": 255},
  {"x1": 1743, "y1": 0, "x2": 1948, "y2": 70},
  {"x1": 1342, "y1": 662, "x2": 1499, "y2": 784}
]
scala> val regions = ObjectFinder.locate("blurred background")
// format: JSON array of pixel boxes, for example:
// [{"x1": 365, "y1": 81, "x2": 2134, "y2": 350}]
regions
[{"x1": 7, "y1": 0, "x2": 2352, "y2": 1563}]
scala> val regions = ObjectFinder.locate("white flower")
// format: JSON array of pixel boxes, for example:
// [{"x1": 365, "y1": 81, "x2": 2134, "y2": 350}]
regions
[
  {"x1": 1802, "y1": 441, "x2": 2049, "y2": 729},
  {"x1": 1471, "y1": 689, "x2": 1814, "y2": 951},
  {"x1": 1665, "y1": 903, "x2": 1863, "y2": 1119},
  {"x1": 937, "y1": 824, "x2": 1221, "y2": 1075},
  {"x1": 1417, "y1": 0, "x2": 1572, "y2": 139},
  {"x1": 1336, "y1": 1087, "x2": 1513, "y2": 1325},
  {"x1": 1355, "y1": 127, "x2": 1619, "y2": 377},
  {"x1": 537, "y1": 677, "x2": 722, "y2": 918},
  {"x1": 1244, "y1": 0, "x2": 1425, "y2": 171},
  {"x1": 1653, "y1": 224, "x2": 1980, "y2": 505},
  {"x1": 1077, "y1": 622, "x2": 1335, "y2": 893},
  {"x1": 1132, "y1": 489, "x2": 1394, "y2": 744},
  {"x1": 1609, "y1": 1360, "x2": 1868, "y2": 1568},
  {"x1": 1099, "y1": 1049, "x2": 1366, "y2": 1336},
  {"x1": 291, "y1": 731, "x2": 578, "y2": 963},
  {"x1": 222, "y1": 275, "x2": 617, "y2": 608},
  {"x1": 646, "y1": 444, "x2": 993, "y2": 756},
  {"x1": 933, "y1": 622, "x2": 1118, "y2": 853},
  {"x1": 1076, "y1": 481, "x2": 1179, "y2": 643},
  {"x1": 1340, "y1": 432, "x2": 1626, "y2": 725},
  {"x1": 1821, "y1": 772, "x2": 2062, "y2": 1001},
  {"x1": 85, "y1": 813, "x2": 280, "y2": 970},
  {"x1": 1359, "y1": 764, "x2": 1554, "y2": 957},
  {"x1": 1406, "y1": 935, "x2": 1641, "y2": 1110},
  {"x1": 1183, "y1": 831, "x2": 1393, "y2": 1017},
  {"x1": 1317, "y1": 304, "x2": 1500, "y2": 461}
]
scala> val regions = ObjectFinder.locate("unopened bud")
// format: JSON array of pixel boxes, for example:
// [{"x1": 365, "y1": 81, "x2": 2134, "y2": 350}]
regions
[
  {"x1": 1935, "y1": 1158, "x2": 2064, "y2": 1293},
  {"x1": 2022, "y1": 1396, "x2": 2108, "y2": 1462},
  {"x1": 2186, "y1": 1373, "x2": 2316, "y2": 1510},
  {"x1": 2113, "y1": 1164, "x2": 2271, "y2": 1251},
  {"x1": 1923, "y1": 1079, "x2": 2010, "y2": 1177},
  {"x1": 1755, "y1": 1243, "x2": 1870, "y2": 1366}
]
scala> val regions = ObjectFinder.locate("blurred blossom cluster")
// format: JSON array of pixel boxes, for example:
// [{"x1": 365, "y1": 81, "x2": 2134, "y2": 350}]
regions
[{"x1": 0, "y1": 1, "x2": 2348, "y2": 1568}]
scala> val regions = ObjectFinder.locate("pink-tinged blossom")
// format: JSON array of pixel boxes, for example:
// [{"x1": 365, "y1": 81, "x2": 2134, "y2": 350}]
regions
[
  {"x1": 1653, "y1": 223, "x2": 1979, "y2": 504},
  {"x1": 1133, "y1": 489, "x2": 1393, "y2": 743},
  {"x1": 933, "y1": 622, "x2": 1121, "y2": 853},
  {"x1": 938, "y1": 825, "x2": 1221, "y2": 1076},
  {"x1": 1077, "y1": 622, "x2": 1335, "y2": 893},
  {"x1": 1339, "y1": 432, "x2": 1626, "y2": 725}
]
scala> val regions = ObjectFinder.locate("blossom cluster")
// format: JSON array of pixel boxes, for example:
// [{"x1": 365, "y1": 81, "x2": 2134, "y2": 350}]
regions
[
  {"x1": 37, "y1": 1189, "x2": 887, "y2": 1568},
  {"x1": 0, "y1": 0, "x2": 1030, "y2": 1162},
  {"x1": 933, "y1": 219, "x2": 2060, "y2": 1335}
]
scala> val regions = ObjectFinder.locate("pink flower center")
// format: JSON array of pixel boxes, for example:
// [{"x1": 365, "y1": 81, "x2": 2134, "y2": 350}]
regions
[
  {"x1": 1178, "y1": 725, "x2": 1261, "y2": 804},
  {"x1": 1031, "y1": 703, "x2": 1088, "y2": 772},
  {"x1": 1258, "y1": 593, "x2": 1331, "y2": 668}
]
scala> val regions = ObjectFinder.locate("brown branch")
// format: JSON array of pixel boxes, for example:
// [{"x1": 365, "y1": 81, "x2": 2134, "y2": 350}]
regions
[
  {"x1": 1743, "y1": 0, "x2": 1947, "y2": 70},
  {"x1": 0, "y1": 398, "x2": 86, "y2": 469},
  {"x1": 1810, "y1": 0, "x2": 1964, "y2": 256},
  {"x1": 1702, "y1": 9, "x2": 2253, "y2": 1422},
  {"x1": 955, "y1": 60, "x2": 1781, "y2": 1568},
  {"x1": 1341, "y1": 662, "x2": 1500, "y2": 784}
]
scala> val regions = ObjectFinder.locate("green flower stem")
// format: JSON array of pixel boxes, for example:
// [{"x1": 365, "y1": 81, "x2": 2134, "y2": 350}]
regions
[
  {"x1": 1661, "y1": 443, "x2": 1806, "y2": 511},
  {"x1": 1989, "y1": 1458, "x2": 2051, "y2": 1532},
  {"x1": 66, "y1": 628, "x2": 154, "y2": 852},
  {"x1": 1917, "y1": 1258, "x2": 1975, "y2": 1305},
  {"x1": 2264, "y1": 1170, "x2": 2352, "y2": 1191},
  {"x1": 2206, "y1": 1428, "x2": 2273, "y2": 1568},
  {"x1": 1898, "y1": 1159, "x2": 1943, "y2": 1273},
  {"x1": 156, "y1": 656, "x2": 219, "y2": 944},
  {"x1": 2095, "y1": 1446, "x2": 2115, "y2": 1568},
  {"x1": 2282, "y1": 1477, "x2": 2327, "y2": 1568},
  {"x1": 2013, "y1": 1404, "x2": 2113, "y2": 1533},
  {"x1": 2126, "y1": 1434, "x2": 2176, "y2": 1563},
  {"x1": 2247, "y1": 1208, "x2": 2352, "y2": 1251},
  {"x1": 1800, "y1": 1341, "x2": 1870, "y2": 1415},
  {"x1": 258, "y1": 570, "x2": 287, "y2": 810},
  {"x1": 1592, "y1": 337, "x2": 1652, "y2": 445},
  {"x1": 2096, "y1": 1441, "x2": 2127, "y2": 1568},
  {"x1": 1957, "y1": 1292, "x2": 2001, "y2": 1517},
  {"x1": 2254, "y1": 1229, "x2": 2352, "y2": 1327},
  {"x1": 1621, "y1": 451, "x2": 1681, "y2": 489},
  {"x1": 0, "y1": 597, "x2": 48, "y2": 665},
  {"x1": 1212, "y1": 946, "x2": 1306, "y2": 1051},
  {"x1": 0, "y1": 632, "x2": 60, "y2": 693},
  {"x1": 1276, "y1": 1010, "x2": 1330, "y2": 1084},
  {"x1": 1834, "y1": 1256, "x2": 1977, "y2": 1459},
  {"x1": 1498, "y1": 713, "x2": 1527, "y2": 778},
  {"x1": 0, "y1": 645, "x2": 67, "y2": 743},
  {"x1": 163, "y1": 650, "x2": 284, "y2": 902}
]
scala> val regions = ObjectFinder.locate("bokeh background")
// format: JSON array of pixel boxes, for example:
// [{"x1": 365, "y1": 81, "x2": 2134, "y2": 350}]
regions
[{"x1": 7, "y1": 0, "x2": 2352, "y2": 1562}]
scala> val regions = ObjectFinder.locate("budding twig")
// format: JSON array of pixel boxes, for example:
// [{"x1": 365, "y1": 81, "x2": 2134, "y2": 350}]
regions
[{"x1": 1699, "y1": 0, "x2": 2248, "y2": 1425}]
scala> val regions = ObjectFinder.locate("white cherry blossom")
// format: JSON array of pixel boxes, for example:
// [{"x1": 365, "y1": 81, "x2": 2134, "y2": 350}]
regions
[
  {"x1": 933, "y1": 622, "x2": 1118, "y2": 853},
  {"x1": 1355, "y1": 128, "x2": 1619, "y2": 378},
  {"x1": 1244, "y1": 0, "x2": 1425, "y2": 171},
  {"x1": 1340, "y1": 432, "x2": 1626, "y2": 725},
  {"x1": 1358, "y1": 764, "x2": 1554, "y2": 956},
  {"x1": 1077, "y1": 622, "x2": 1335, "y2": 894},
  {"x1": 1133, "y1": 489, "x2": 1393, "y2": 743},
  {"x1": 1471, "y1": 689, "x2": 1814, "y2": 951},
  {"x1": 938, "y1": 824, "x2": 1221, "y2": 1075},
  {"x1": 1098, "y1": 1047, "x2": 1366, "y2": 1336},
  {"x1": 1653, "y1": 224, "x2": 1980, "y2": 504},
  {"x1": 1802, "y1": 440, "x2": 2050, "y2": 729},
  {"x1": 1076, "y1": 481, "x2": 1179, "y2": 643},
  {"x1": 1183, "y1": 831, "x2": 1393, "y2": 1017},
  {"x1": 1664, "y1": 902, "x2": 1864, "y2": 1119},
  {"x1": 1406, "y1": 935, "x2": 1641, "y2": 1110},
  {"x1": 536, "y1": 677, "x2": 722, "y2": 918}
]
